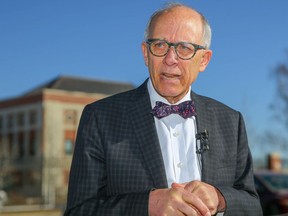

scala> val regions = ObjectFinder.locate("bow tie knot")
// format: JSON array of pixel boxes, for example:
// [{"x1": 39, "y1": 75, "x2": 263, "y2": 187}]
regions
[{"x1": 151, "y1": 100, "x2": 197, "y2": 119}]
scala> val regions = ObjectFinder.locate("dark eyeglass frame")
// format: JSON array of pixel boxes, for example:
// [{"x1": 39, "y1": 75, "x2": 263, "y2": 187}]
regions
[{"x1": 146, "y1": 38, "x2": 206, "y2": 60}]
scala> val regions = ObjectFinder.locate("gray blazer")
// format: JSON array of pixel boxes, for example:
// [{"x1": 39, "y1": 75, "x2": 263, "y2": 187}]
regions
[{"x1": 64, "y1": 80, "x2": 262, "y2": 215}]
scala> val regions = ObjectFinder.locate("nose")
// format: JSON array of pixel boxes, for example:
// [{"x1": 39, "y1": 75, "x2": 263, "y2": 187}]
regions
[{"x1": 164, "y1": 46, "x2": 178, "y2": 65}]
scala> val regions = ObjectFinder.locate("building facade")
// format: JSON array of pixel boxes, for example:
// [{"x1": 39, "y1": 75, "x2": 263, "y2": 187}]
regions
[{"x1": 0, "y1": 76, "x2": 134, "y2": 209}]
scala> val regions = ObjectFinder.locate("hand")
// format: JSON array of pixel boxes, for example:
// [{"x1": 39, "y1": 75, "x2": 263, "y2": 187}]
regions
[
  {"x1": 148, "y1": 187, "x2": 211, "y2": 216},
  {"x1": 172, "y1": 181, "x2": 226, "y2": 215}
]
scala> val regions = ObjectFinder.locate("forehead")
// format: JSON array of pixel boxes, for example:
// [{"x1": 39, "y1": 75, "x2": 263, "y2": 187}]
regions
[{"x1": 149, "y1": 7, "x2": 203, "y2": 41}]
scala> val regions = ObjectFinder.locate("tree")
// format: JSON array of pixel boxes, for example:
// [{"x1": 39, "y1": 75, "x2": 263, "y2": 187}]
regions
[{"x1": 271, "y1": 51, "x2": 288, "y2": 128}]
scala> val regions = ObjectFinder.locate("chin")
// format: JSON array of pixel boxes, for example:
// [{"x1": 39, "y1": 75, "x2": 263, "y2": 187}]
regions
[{"x1": 160, "y1": 91, "x2": 183, "y2": 100}]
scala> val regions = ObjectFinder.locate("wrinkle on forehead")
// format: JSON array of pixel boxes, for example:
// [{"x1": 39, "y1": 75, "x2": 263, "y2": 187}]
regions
[{"x1": 149, "y1": 6, "x2": 204, "y2": 43}]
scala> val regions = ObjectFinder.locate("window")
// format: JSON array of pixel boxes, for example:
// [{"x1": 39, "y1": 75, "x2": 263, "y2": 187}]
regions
[
  {"x1": 17, "y1": 132, "x2": 24, "y2": 159},
  {"x1": 64, "y1": 130, "x2": 75, "y2": 155},
  {"x1": 64, "y1": 110, "x2": 77, "y2": 125},
  {"x1": 8, "y1": 133, "x2": 13, "y2": 157},
  {"x1": 12, "y1": 170, "x2": 24, "y2": 187},
  {"x1": 29, "y1": 130, "x2": 36, "y2": 156},
  {"x1": 29, "y1": 110, "x2": 37, "y2": 125},
  {"x1": 17, "y1": 112, "x2": 25, "y2": 127},
  {"x1": 0, "y1": 115, "x2": 3, "y2": 130},
  {"x1": 7, "y1": 114, "x2": 13, "y2": 129},
  {"x1": 27, "y1": 170, "x2": 41, "y2": 186},
  {"x1": 65, "y1": 139, "x2": 74, "y2": 155},
  {"x1": 0, "y1": 134, "x2": 3, "y2": 157}
]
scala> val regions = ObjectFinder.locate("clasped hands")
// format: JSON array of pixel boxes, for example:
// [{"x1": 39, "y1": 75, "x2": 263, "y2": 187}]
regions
[{"x1": 149, "y1": 180, "x2": 226, "y2": 216}]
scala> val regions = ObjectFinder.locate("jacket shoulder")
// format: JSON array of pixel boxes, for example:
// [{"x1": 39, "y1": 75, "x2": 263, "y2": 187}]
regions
[
  {"x1": 85, "y1": 80, "x2": 148, "y2": 111},
  {"x1": 193, "y1": 92, "x2": 240, "y2": 116}
]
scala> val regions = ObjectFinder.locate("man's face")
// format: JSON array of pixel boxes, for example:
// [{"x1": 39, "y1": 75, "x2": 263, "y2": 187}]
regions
[{"x1": 142, "y1": 7, "x2": 212, "y2": 104}]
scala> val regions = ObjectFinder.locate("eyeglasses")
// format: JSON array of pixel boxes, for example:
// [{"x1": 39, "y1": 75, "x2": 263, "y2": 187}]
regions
[{"x1": 146, "y1": 39, "x2": 206, "y2": 60}]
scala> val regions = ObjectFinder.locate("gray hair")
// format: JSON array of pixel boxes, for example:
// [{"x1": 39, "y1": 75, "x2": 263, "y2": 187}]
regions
[{"x1": 144, "y1": 3, "x2": 212, "y2": 49}]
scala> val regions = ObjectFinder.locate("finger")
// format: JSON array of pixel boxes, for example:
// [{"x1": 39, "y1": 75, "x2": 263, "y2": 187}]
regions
[
  {"x1": 167, "y1": 188, "x2": 201, "y2": 216},
  {"x1": 175, "y1": 208, "x2": 192, "y2": 216},
  {"x1": 182, "y1": 191, "x2": 211, "y2": 216},
  {"x1": 171, "y1": 182, "x2": 185, "y2": 189},
  {"x1": 165, "y1": 206, "x2": 187, "y2": 216},
  {"x1": 187, "y1": 183, "x2": 219, "y2": 215},
  {"x1": 176, "y1": 201, "x2": 201, "y2": 216},
  {"x1": 184, "y1": 180, "x2": 201, "y2": 192}
]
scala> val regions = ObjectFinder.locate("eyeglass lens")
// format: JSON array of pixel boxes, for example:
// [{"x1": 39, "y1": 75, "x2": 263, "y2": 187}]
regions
[{"x1": 148, "y1": 40, "x2": 197, "y2": 60}]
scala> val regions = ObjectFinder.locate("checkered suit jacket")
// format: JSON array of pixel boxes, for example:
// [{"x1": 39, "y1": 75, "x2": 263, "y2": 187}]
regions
[{"x1": 64, "y1": 80, "x2": 262, "y2": 215}]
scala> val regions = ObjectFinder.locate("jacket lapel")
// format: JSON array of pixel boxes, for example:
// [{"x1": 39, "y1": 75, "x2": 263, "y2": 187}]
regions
[
  {"x1": 127, "y1": 84, "x2": 219, "y2": 187},
  {"x1": 128, "y1": 81, "x2": 168, "y2": 188},
  {"x1": 192, "y1": 92, "x2": 218, "y2": 183}
]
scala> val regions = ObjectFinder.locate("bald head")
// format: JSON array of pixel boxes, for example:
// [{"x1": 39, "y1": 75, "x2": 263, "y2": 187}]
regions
[{"x1": 144, "y1": 3, "x2": 211, "y2": 48}]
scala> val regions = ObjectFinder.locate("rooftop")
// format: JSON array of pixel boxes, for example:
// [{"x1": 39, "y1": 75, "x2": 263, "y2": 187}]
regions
[{"x1": 23, "y1": 75, "x2": 135, "y2": 96}]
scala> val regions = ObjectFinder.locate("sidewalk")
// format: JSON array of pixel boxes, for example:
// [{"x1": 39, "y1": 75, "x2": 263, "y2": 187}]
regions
[{"x1": 0, "y1": 209, "x2": 62, "y2": 216}]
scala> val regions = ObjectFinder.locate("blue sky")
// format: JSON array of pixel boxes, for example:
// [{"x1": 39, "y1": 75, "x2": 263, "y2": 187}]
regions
[{"x1": 1, "y1": 0, "x2": 288, "y2": 158}]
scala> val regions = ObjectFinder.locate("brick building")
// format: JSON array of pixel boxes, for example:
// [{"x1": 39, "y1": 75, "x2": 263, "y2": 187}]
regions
[{"x1": 0, "y1": 75, "x2": 134, "y2": 208}]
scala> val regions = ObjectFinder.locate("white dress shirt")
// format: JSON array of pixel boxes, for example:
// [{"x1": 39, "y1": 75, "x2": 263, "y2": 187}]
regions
[{"x1": 147, "y1": 79, "x2": 201, "y2": 187}]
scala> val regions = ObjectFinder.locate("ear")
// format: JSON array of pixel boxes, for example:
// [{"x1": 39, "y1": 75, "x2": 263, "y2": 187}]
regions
[
  {"x1": 199, "y1": 49, "x2": 212, "y2": 72},
  {"x1": 141, "y1": 42, "x2": 149, "y2": 66}
]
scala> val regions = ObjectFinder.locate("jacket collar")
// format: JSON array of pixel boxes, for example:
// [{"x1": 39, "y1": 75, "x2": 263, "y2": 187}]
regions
[
  {"x1": 128, "y1": 80, "x2": 168, "y2": 188},
  {"x1": 192, "y1": 92, "x2": 218, "y2": 183}
]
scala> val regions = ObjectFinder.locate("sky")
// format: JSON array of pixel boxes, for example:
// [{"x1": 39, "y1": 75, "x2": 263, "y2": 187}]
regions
[{"x1": 1, "y1": 0, "x2": 288, "y2": 159}]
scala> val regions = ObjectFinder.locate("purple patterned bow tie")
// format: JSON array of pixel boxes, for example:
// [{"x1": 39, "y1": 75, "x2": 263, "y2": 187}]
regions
[{"x1": 151, "y1": 100, "x2": 197, "y2": 119}]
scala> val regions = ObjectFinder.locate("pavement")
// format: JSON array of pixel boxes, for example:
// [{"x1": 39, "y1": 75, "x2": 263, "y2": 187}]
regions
[{"x1": 0, "y1": 209, "x2": 62, "y2": 216}]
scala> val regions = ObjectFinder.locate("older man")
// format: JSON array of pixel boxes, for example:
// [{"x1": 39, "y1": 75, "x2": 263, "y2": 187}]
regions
[{"x1": 65, "y1": 3, "x2": 262, "y2": 216}]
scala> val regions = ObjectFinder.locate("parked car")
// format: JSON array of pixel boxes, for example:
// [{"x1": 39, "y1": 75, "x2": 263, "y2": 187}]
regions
[{"x1": 254, "y1": 170, "x2": 288, "y2": 215}]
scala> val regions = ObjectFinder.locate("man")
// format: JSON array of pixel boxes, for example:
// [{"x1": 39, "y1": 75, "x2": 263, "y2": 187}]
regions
[{"x1": 65, "y1": 3, "x2": 262, "y2": 216}]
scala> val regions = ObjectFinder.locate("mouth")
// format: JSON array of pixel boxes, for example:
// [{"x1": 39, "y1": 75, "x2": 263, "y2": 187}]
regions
[{"x1": 161, "y1": 73, "x2": 181, "y2": 80}]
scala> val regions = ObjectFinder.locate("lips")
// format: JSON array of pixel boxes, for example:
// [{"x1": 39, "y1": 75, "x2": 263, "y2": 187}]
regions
[{"x1": 161, "y1": 73, "x2": 181, "y2": 79}]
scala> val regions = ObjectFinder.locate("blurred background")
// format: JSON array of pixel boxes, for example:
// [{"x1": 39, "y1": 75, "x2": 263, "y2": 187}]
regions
[{"x1": 1, "y1": 0, "x2": 288, "y2": 215}]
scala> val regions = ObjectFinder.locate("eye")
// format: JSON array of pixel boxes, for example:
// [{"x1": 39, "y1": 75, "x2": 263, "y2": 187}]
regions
[
  {"x1": 177, "y1": 43, "x2": 194, "y2": 52},
  {"x1": 153, "y1": 41, "x2": 167, "y2": 49}
]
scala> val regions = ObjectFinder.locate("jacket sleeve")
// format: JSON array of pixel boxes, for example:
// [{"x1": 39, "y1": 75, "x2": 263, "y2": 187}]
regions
[
  {"x1": 64, "y1": 104, "x2": 150, "y2": 216},
  {"x1": 215, "y1": 113, "x2": 262, "y2": 216}
]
